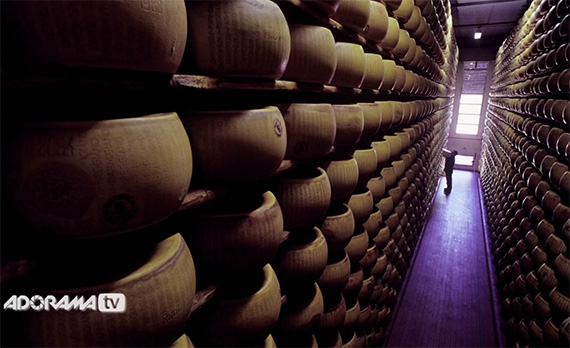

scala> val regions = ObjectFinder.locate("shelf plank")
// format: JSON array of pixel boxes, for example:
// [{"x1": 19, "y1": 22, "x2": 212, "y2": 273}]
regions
[{"x1": 190, "y1": 285, "x2": 217, "y2": 314}]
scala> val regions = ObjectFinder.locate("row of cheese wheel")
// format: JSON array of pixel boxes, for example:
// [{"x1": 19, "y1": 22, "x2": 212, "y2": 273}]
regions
[
  {"x1": 3, "y1": 98, "x2": 450, "y2": 240},
  {"x1": 185, "y1": 104, "x2": 452, "y2": 347},
  {"x1": 482, "y1": 11, "x2": 569, "y2": 340},
  {"x1": 320, "y1": 0, "x2": 458, "y2": 84},
  {"x1": 1, "y1": 0, "x2": 457, "y2": 91},
  {"x1": 3, "y1": 103, "x2": 452, "y2": 347},
  {"x1": 480, "y1": 122, "x2": 569, "y2": 347},
  {"x1": 493, "y1": 0, "x2": 568, "y2": 87}
]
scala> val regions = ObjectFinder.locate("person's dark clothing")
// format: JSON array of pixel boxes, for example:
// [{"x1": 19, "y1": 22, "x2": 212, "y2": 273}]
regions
[{"x1": 444, "y1": 154, "x2": 456, "y2": 194}]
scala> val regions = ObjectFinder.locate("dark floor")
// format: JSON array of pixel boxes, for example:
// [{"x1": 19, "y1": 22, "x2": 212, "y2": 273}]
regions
[{"x1": 385, "y1": 170, "x2": 505, "y2": 348}]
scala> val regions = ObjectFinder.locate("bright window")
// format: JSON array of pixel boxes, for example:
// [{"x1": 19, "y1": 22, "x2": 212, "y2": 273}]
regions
[
  {"x1": 455, "y1": 155, "x2": 475, "y2": 166},
  {"x1": 456, "y1": 93, "x2": 483, "y2": 135}
]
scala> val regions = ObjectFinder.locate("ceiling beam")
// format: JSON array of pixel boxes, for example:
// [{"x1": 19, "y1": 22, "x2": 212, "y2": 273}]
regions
[{"x1": 451, "y1": 0, "x2": 525, "y2": 7}]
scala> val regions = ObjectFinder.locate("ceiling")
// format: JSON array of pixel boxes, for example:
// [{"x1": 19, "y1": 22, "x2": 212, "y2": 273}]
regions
[{"x1": 451, "y1": 0, "x2": 532, "y2": 49}]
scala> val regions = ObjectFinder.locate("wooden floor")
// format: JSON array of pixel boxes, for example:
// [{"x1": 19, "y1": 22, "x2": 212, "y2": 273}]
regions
[{"x1": 385, "y1": 170, "x2": 505, "y2": 348}]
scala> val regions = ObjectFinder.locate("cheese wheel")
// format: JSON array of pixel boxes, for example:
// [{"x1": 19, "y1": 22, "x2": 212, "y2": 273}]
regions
[
  {"x1": 320, "y1": 153, "x2": 359, "y2": 202},
  {"x1": 362, "y1": 1, "x2": 389, "y2": 43},
  {"x1": 331, "y1": 0, "x2": 371, "y2": 33},
  {"x1": 367, "y1": 176, "x2": 386, "y2": 203},
  {"x1": 271, "y1": 227, "x2": 329, "y2": 287},
  {"x1": 19, "y1": 233, "x2": 197, "y2": 347},
  {"x1": 180, "y1": 106, "x2": 286, "y2": 183},
  {"x1": 1, "y1": 0, "x2": 187, "y2": 73},
  {"x1": 379, "y1": 59, "x2": 397, "y2": 91},
  {"x1": 404, "y1": 6, "x2": 423, "y2": 33},
  {"x1": 190, "y1": 264, "x2": 281, "y2": 347},
  {"x1": 371, "y1": 139, "x2": 392, "y2": 169},
  {"x1": 321, "y1": 203, "x2": 356, "y2": 252},
  {"x1": 393, "y1": 30, "x2": 411, "y2": 58},
  {"x1": 319, "y1": 292, "x2": 347, "y2": 331},
  {"x1": 182, "y1": 0, "x2": 291, "y2": 79},
  {"x1": 361, "y1": 54, "x2": 385, "y2": 90},
  {"x1": 332, "y1": 104, "x2": 365, "y2": 147},
  {"x1": 353, "y1": 145, "x2": 378, "y2": 186},
  {"x1": 273, "y1": 167, "x2": 332, "y2": 229},
  {"x1": 276, "y1": 283, "x2": 324, "y2": 333},
  {"x1": 343, "y1": 297, "x2": 361, "y2": 328},
  {"x1": 318, "y1": 250, "x2": 351, "y2": 290},
  {"x1": 186, "y1": 191, "x2": 284, "y2": 278},
  {"x1": 280, "y1": 103, "x2": 336, "y2": 159},
  {"x1": 380, "y1": 17, "x2": 401, "y2": 51},
  {"x1": 357, "y1": 102, "x2": 382, "y2": 139},
  {"x1": 282, "y1": 25, "x2": 337, "y2": 84},
  {"x1": 393, "y1": 65, "x2": 407, "y2": 92},
  {"x1": 5, "y1": 113, "x2": 193, "y2": 239},
  {"x1": 347, "y1": 188, "x2": 374, "y2": 226},
  {"x1": 389, "y1": 0, "x2": 414, "y2": 23},
  {"x1": 331, "y1": 43, "x2": 366, "y2": 88}
]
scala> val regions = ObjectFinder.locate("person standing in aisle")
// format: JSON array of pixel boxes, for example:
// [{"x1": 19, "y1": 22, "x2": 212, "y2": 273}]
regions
[{"x1": 443, "y1": 150, "x2": 458, "y2": 195}]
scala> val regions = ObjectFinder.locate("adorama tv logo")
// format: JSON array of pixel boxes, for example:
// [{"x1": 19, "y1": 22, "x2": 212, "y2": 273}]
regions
[{"x1": 3, "y1": 294, "x2": 126, "y2": 313}]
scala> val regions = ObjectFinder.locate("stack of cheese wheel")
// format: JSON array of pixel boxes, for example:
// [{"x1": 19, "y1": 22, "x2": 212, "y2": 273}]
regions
[
  {"x1": 4, "y1": 112, "x2": 193, "y2": 239},
  {"x1": 1, "y1": 0, "x2": 188, "y2": 74},
  {"x1": 281, "y1": 25, "x2": 338, "y2": 85},
  {"x1": 16, "y1": 233, "x2": 197, "y2": 347},
  {"x1": 181, "y1": 0, "x2": 291, "y2": 79},
  {"x1": 480, "y1": 1, "x2": 570, "y2": 345},
  {"x1": 180, "y1": 106, "x2": 287, "y2": 183},
  {"x1": 270, "y1": 167, "x2": 330, "y2": 342}
]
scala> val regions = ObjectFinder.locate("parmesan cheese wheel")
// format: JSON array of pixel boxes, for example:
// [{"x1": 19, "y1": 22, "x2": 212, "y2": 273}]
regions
[
  {"x1": 343, "y1": 297, "x2": 361, "y2": 328},
  {"x1": 347, "y1": 188, "x2": 374, "y2": 226},
  {"x1": 371, "y1": 139, "x2": 392, "y2": 169},
  {"x1": 1, "y1": 0, "x2": 188, "y2": 73},
  {"x1": 280, "y1": 103, "x2": 336, "y2": 159},
  {"x1": 331, "y1": 0, "x2": 371, "y2": 33},
  {"x1": 331, "y1": 43, "x2": 366, "y2": 88},
  {"x1": 271, "y1": 227, "x2": 329, "y2": 287},
  {"x1": 393, "y1": 30, "x2": 412, "y2": 58},
  {"x1": 375, "y1": 101, "x2": 394, "y2": 131},
  {"x1": 276, "y1": 283, "x2": 324, "y2": 333},
  {"x1": 183, "y1": 0, "x2": 291, "y2": 79},
  {"x1": 5, "y1": 113, "x2": 193, "y2": 238},
  {"x1": 361, "y1": 54, "x2": 385, "y2": 89},
  {"x1": 320, "y1": 153, "x2": 359, "y2": 202},
  {"x1": 404, "y1": 6, "x2": 423, "y2": 33},
  {"x1": 19, "y1": 233, "x2": 197, "y2": 347},
  {"x1": 321, "y1": 203, "x2": 356, "y2": 252},
  {"x1": 282, "y1": 25, "x2": 337, "y2": 84},
  {"x1": 363, "y1": 1, "x2": 389, "y2": 43},
  {"x1": 393, "y1": 65, "x2": 407, "y2": 92},
  {"x1": 273, "y1": 167, "x2": 332, "y2": 229},
  {"x1": 367, "y1": 176, "x2": 386, "y2": 203},
  {"x1": 380, "y1": 17, "x2": 401, "y2": 51},
  {"x1": 190, "y1": 264, "x2": 281, "y2": 347},
  {"x1": 357, "y1": 103, "x2": 382, "y2": 139},
  {"x1": 180, "y1": 106, "x2": 286, "y2": 183},
  {"x1": 332, "y1": 104, "x2": 365, "y2": 147},
  {"x1": 318, "y1": 250, "x2": 351, "y2": 290},
  {"x1": 389, "y1": 0, "x2": 414, "y2": 23},
  {"x1": 353, "y1": 145, "x2": 379, "y2": 186},
  {"x1": 345, "y1": 226, "x2": 370, "y2": 264},
  {"x1": 379, "y1": 59, "x2": 398, "y2": 91},
  {"x1": 319, "y1": 292, "x2": 347, "y2": 332},
  {"x1": 186, "y1": 191, "x2": 284, "y2": 277}
]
